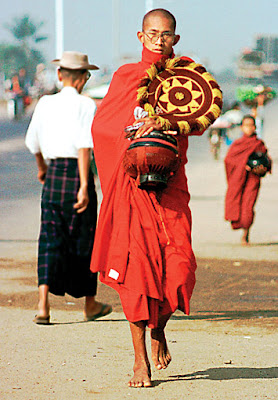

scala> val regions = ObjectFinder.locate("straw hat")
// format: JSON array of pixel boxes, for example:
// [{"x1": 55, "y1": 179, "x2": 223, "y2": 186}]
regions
[{"x1": 51, "y1": 51, "x2": 99, "y2": 70}]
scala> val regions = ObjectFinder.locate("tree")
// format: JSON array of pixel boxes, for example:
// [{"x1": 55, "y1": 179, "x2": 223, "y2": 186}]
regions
[
  {"x1": 5, "y1": 14, "x2": 47, "y2": 46},
  {"x1": 0, "y1": 44, "x2": 27, "y2": 78},
  {"x1": 1, "y1": 14, "x2": 47, "y2": 81}
]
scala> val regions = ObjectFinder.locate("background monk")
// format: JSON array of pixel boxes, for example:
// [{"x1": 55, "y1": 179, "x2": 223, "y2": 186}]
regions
[
  {"x1": 91, "y1": 9, "x2": 205, "y2": 387},
  {"x1": 224, "y1": 115, "x2": 271, "y2": 245}
]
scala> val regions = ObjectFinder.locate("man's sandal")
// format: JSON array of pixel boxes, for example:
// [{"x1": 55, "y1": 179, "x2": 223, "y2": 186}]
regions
[
  {"x1": 84, "y1": 304, "x2": 112, "y2": 322},
  {"x1": 33, "y1": 315, "x2": 50, "y2": 325}
]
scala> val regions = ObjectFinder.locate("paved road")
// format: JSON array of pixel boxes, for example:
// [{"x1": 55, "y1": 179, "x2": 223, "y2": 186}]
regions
[
  {"x1": 0, "y1": 111, "x2": 277, "y2": 400},
  {"x1": 0, "y1": 112, "x2": 278, "y2": 261}
]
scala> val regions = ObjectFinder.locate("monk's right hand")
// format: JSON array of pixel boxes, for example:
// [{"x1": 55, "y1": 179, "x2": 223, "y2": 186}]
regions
[
  {"x1": 125, "y1": 118, "x2": 177, "y2": 139},
  {"x1": 132, "y1": 117, "x2": 163, "y2": 138}
]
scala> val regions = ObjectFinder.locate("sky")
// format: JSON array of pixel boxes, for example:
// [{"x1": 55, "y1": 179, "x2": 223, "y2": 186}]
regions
[{"x1": 0, "y1": 0, "x2": 277, "y2": 74}]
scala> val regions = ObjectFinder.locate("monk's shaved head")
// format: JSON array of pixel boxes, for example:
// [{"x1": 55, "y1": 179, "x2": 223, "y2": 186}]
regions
[{"x1": 142, "y1": 8, "x2": 176, "y2": 31}]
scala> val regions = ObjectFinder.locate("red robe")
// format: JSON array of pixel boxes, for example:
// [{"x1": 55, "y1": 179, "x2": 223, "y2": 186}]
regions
[
  {"x1": 91, "y1": 46, "x2": 203, "y2": 328},
  {"x1": 224, "y1": 134, "x2": 269, "y2": 229}
]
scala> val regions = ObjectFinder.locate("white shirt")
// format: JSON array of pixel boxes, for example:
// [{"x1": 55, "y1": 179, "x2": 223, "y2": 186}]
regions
[
  {"x1": 223, "y1": 109, "x2": 244, "y2": 125},
  {"x1": 25, "y1": 87, "x2": 96, "y2": 160}
]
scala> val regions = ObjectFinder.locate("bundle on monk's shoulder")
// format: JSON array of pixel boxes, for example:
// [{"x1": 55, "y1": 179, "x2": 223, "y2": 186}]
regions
[{"x1": 123, "y1": 57, "x2": 223, "y2": 190}]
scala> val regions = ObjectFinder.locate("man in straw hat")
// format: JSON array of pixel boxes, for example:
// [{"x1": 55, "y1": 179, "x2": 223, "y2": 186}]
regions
[{"x1": 25, "y1": 51, "x2": 112, "y2": 324}]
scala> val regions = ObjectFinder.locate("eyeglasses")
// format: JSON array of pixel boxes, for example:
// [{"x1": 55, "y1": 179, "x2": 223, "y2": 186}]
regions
[
  {"x1": 143, "y1": 31, "x2": 175, "y2": 44},
  {"x1": 86, "y1": 71, "x2": 91, "y2": 80}
]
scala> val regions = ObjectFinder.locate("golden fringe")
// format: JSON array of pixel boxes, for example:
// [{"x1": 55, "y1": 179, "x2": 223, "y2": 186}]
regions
[
  {"x1": 197, "y1": 115, "x2": 212, "y2": 130},
  {"x1": 190, "y1": 62, "x2": 201, "y2": 71},
  {"x1": 154, "y1": 116, "x2": 171, "y2": 130},
  {"x1": 202, "y1": 72, "x2": 217, "y2": 84},
  {"x1": 212, "y1": 88, "x2": 222, "y2": 99},
  {"x1": 165, "y1": 57, "x2": 180, "y2": 70},
  {"x1": 210, "y1": 104, "x2": 221, "y2": 119},
  {"x1": 177, "y1": 120, "x2": 191, "y2": 134},
  {"x1": 144, "y1": 103, "x2": 155, "y2": 116},
  {"x1": 146, "y1": 64, "x2": 158, "y2": 81},
  {"x1": 156, "y1": 74, "x2": 166, "y2": 83},
  {"x1": 137, "y1": 86, "x2": 148, "y2": 101}
]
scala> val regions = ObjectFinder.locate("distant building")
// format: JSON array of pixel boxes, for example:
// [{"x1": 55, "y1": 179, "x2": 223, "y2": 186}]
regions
[
  {"x1": 237, "y1": 35, "x2": 278, "y2": 80},
  {"x1": 237, "y1": 48, "x2": 264, "y2": 79},
  {"x1": 255, "y1": 35, "x2": 278, "y2": 77},
  {"x1": 256, "y1": 35, "x2": 278, "y2": 64}
]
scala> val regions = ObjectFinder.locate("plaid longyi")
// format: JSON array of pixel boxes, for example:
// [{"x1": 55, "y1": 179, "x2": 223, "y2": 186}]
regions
[{"x1": 38, "y1": 158, "x2": 98, "y2": 297}]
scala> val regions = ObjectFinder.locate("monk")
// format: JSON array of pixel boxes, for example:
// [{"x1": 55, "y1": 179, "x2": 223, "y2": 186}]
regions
[
  {"x1": 224, "y1": 115, "x2": 271, "y2": 245},
  {"x1": 91, "y1": 9, "x2": 204, "y2": 387}
]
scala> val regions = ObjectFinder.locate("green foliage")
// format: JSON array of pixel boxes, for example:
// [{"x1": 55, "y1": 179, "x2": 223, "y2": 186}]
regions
[
  {"x1": 1, "y1": 14, "x2": 47, "y2": 82},
  {"x1": 0, "y1": 44, "x2": 27, "y2": 78},
  {"x1": 236, "y1": 85, "x2": 277, "y2": 107},
  {"x1": 5, "y1": 14, "x2": 45, "y2": 43}
]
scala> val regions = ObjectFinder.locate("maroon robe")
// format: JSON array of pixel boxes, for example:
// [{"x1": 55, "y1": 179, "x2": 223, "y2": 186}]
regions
[
  {"x1": 224, "y1": 133, "x2": 270, "y2": 229},
  {"x1": 91, "y1": 46, "x2": 204, "y2": 328}
]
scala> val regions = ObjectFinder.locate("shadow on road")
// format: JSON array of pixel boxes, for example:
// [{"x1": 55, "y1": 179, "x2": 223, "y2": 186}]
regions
[
  {"x1": 171, "y1": 309, "x2": 278, "y2": 321},
  {"x1": 249, "y1": 242, "x2": 278, "y2": 247},
  {"x1": 166, "y1": 366, "x2": 278, "y2": 381},
  {"x1": 44, "y1": 317, "x2": 127, "y2": 326}
]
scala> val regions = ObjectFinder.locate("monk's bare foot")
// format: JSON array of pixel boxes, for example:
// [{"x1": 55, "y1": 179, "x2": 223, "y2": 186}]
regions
[
  {"x1": 128, "y1": 361, "x2": 152, "y2": 387},
  {"x1": 151, "y1": 327, "x2": 171, "y2": 370},
  {"x1": 241, "y1": 229, "x2": 250, "y2": 246}
]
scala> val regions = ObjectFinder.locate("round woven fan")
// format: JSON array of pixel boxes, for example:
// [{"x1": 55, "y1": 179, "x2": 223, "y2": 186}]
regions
[{"x1": 137, "y1": 58, "x2": 223, "y2": 134}]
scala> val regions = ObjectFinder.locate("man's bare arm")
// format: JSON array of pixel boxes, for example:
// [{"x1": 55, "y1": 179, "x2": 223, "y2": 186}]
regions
[
  {"x1": 73, "y1": 148, "x2": 91, "y2": 213},
  {"x1": 35, "y1": 153, "x2": 48, "y2": 184}
]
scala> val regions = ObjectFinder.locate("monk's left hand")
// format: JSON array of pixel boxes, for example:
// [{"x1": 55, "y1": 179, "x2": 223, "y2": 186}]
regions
[
  {"x1": 251, "y1": 164, "x2": 268, "y2": 177},
  {"x1": 74, "y1": 186, "x2": 89, "y2": 213}
]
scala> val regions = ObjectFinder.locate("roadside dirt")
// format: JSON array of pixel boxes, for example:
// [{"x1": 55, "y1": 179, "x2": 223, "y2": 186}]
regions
[{"x1": 1, "y1": 257, "x2": 277, "y2": 330}]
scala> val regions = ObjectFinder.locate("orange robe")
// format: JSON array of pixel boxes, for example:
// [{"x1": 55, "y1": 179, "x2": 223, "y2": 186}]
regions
[{"x1": 91, "y1": 46, "x2": 203, "y2": 328}]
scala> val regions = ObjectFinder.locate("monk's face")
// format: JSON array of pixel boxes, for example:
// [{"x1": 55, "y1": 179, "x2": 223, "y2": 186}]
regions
[
  {"x1": 137, "y1": 14, "x2": 180, "y2": 55},
  {"x1": 241, "y1": 118, "x2": 256, "y2": 137}
]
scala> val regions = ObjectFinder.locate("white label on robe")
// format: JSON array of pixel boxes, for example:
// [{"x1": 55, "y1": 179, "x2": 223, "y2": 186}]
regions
[{"x1": 108, "y1": 269, "x2": 119, "y2": 280}]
